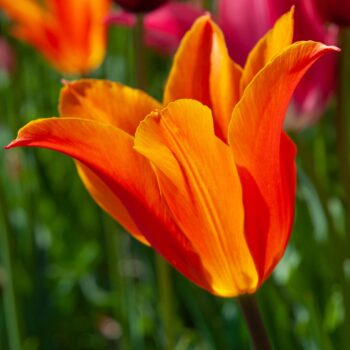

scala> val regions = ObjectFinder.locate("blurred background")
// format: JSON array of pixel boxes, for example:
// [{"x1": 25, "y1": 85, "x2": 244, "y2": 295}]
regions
[{"x1": 0, "y1": 0, "x2": 350, "y2": 349}]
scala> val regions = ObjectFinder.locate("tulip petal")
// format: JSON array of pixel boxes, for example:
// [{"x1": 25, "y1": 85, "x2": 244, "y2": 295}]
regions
[
  {"x1": 0, "y1": 0, "x2": 56, "y2": 59},
  {"x1": 229, "y1": 41, "x2": 338, "y2": 282},
  {"x1": 58, "y1": 79, "x2": 161, "y2": 245},
  {"x1": 135, "y1": 99, "x2": 258, "y2": 297},
  {"x1": 48, "y1": 0, "x2": 110, "y2": 71},
  {"x1": 163, "y1": 17, "x2": 212, "y2": 106},
  {"x1": 240, "y1": 8, "x2": 294, "y2": 94},
  {"x1": 59, "y1": 79, "x2": 161, "y2": 135},
  {"x1": 76, "y1": 162, "x2": 147, "y2": 244},
  {"x1": 164, "y1": 16, "x2": 242, "y2": 141},
  {"x1": 6, "y1": 117, "x2": 211, "y2": 292},
  {"x1": 0, "y1": 0, "x2": 43, "y2": 24},
  {"x1": 209, "y1": 21, "x2": 242, "y2": 141}
]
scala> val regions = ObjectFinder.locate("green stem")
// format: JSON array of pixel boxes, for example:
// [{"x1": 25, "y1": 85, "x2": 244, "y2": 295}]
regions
[
  {"x1": 238, "y1": 294, "x2": 272, "y2": 350},
  {"x1": 155, "y1": 255, "x2": 175, "y2": 350},
  {"x1": 295, "y1": 135, "x2": 338, "y2": 241},
  {"x1": 336, "y1": 28, "x2": 350, "y2": 232},
  {"x1": 336, "y1": 28, "x2": 350, "y2": 348},
  {"x1": 0, "y1": 184, "x2": 22, "y2": 350},
  {"x1": 103, "y1": 215, "x2": 131, "y2": 350},
  {"x1": 134, "y1": 14, "x2": 146, "y2": 90}
]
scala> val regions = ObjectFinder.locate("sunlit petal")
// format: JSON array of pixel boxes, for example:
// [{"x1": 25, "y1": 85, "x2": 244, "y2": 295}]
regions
[
  {"x1": 164, "y1": 16, "x2": 242, "y2": 141},
  {"x1": 7, "y1": 117, "x2": 211, "y2": 291},
  {"x1": 135, "y1": 99, "x2": 258, "y2": 296}
]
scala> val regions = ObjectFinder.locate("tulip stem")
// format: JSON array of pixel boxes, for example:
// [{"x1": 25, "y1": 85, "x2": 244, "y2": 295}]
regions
[
  {"x1": 336, "y1": 27, "x2": 350, "y2": 349},
  {"x1": 155, "y1": 255, "x2": 175, "y2": 350},
  {"x1": 238, "y1": 294, "x2": 272, "y2": 350},
  {"x1": 336, "y1": 28, "x2": 350, "y2": 227},
  {"x1": 134, "y1": 14, "x2": 146, "y2": 89}
]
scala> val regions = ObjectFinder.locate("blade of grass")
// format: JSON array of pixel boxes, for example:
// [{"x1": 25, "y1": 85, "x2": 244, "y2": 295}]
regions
[{"x1": 0, "y1": 182, "x2": 22, "y2": 350}]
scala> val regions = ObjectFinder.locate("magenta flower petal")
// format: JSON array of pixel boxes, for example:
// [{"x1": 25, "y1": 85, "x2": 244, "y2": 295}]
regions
[
  {"x1": 311, "y1": 0, "x2": 350, "y2": 26},
  {"x1": 0, "y1": 38, "x2": 15, "y2": 73},
  {"x1": 107, "y1": 1, "x2": 204, "y2": 54},
  {"x1": 218, "y1": 0, "x2": 273, "y2": 66},
  {"x1": 106, "y1": 11, "x2": 136, "y2": 27},
  {"x1": 218, "y1": 0, "x2": 337, "y2": 129}
]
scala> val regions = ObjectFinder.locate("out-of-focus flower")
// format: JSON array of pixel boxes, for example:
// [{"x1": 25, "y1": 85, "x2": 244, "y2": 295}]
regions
[
  {"x1": 0, "y1": 0, "x2": 111, "y2": 75},
  {"x1": 0, "y1": 38, "x2": 15, "y2": 73},
  {"x1": 218, "y1": 0, "x2": 338, "y2": 129},
  {"x1": 115, "y1": 0, "x2": 169, "y2": 13},
  {"x1": 6, "y1": 12, "x2": 337, "y2": 296},
  {"x1": 107, "y1": 1, "x2": 205, "y2": 54},
  {"x1": 311, "y1": 0, "x2": 350, "y2": 27}
]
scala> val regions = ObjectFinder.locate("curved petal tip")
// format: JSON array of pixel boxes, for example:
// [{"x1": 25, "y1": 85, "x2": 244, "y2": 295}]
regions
[{"x1": 5, "y1": 137, "x2": 26, "y2": 149}]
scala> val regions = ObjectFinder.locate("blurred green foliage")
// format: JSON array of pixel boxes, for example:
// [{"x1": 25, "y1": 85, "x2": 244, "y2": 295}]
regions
[{"x1": 1, "y1": 8, "x2": 350, "y2": 350}]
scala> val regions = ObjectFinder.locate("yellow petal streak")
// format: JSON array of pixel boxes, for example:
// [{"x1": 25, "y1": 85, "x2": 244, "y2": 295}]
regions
[{"x1": 135, "y1": 99, "x2": 258, "y2": 296}]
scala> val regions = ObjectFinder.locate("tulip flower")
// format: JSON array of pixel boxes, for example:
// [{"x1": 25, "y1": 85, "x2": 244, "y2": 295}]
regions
[
  {"x1": 107, "y1": 1, "x2": 204, "y2": 54},
  {"x1": 311, "y1": 0, "x2": 350, "y2": 26},
  {"x1": 218, "y1": 0, "x2": 338, "y2": 129},
  {"x1": 0, "y1": 0, "x2": 110, "y2": 75},
  {"x1": 6, "y1": 11, "x2": 337, "y2": 296}
]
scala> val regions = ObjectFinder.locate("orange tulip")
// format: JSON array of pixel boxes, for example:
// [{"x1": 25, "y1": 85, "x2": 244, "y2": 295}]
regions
[
  {"x1": 0, "y1": 0, "x2": 110, "y2": 74},
  {"x1": 6, "y1": 10, "x2": 337, "y2": 297}
]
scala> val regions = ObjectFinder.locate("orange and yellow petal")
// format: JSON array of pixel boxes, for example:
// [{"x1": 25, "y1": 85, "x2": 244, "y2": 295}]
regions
[
  {"x1": 59, "y1": 79, "x2": 161, "y2": 135},
  {"x1": 163, "y1": 16, "x2": 212, "y2": 106},
  {"x1": 0, "y1": 0, "x2": 110, "y2": 74},
  {"x1": 47, "y1": 0, "x2": 110, "y2": 73},
  {"x1": 164, "y1": 16, "x2": 242, "y2": 142},
  {"x1": 6, "y1": 117, "x2": 211, "y2": 292},
  {"x1": 0, "y1": 0, "x2": 43, "y2": 24},
  {"x1": 229, "y1": 41, "x2": 338, "y2": 282},
  {"x1": 209, "y1": 20, "x2": 242, "y2": 141},
  {"x1": 0, "y1": 0, "x2": 56, "y2": 60},
  {"x1": 135, "y1": 99, "x2": 258, "y2": 297},
  {"x1": 6, "y1": 117, "x2": 153, "y2": 243},
  {"x1": 240, "y1": 8, "x2": 294, "y2": 94}
]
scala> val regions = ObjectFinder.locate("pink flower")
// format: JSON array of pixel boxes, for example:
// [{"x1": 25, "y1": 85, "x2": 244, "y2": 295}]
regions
[
  {"x1": 107, "y1": 1, "x2": 205, "y2": 54},
  {"x1": 218, "y1": 0, "x2": 338, "y2": 130},
  {"x1": 312, "y1": 0, "x2": 350, "y2": 27},
  {"x1": 0, "y1": 38, "x2": 15, "y2": 74}
]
